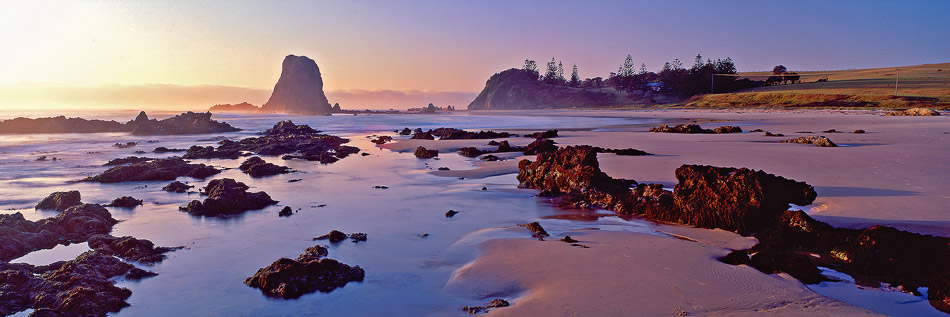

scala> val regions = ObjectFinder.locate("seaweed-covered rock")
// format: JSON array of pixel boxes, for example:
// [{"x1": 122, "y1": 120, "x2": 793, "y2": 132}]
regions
[
  {"x1": 104, "y1": 196, "x2": 143, "y2": 208},
  {"x1": 180, "y1": 178, "x2": 277, "y2": 217},
  {"x1": 84, "y1": 158, "x2": 220, "y2": 183},
  {"x1": 239, "y1": 157, "x2": 291, "y2": 178},
  {"x1": 244, "y1": 245, "x2": 364, "y2": 299},
  {"x1": 0, "y1": 204, "x2": 118, "y2": 261},
  {"x1": 414, "y1": 146, "x2": 438, "y2": 159},
  {"x1": 35, "y1": 191, "x2": 82, "y2": 211},
  {"x1": 162, "y1": 181, "x2": 193, "y2": 193},
  {"x1": 780, "y1": 136, "x2": 837, "y2": 147}
]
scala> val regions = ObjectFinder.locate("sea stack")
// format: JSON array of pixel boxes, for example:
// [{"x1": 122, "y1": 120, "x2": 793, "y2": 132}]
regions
[{"x1": 260, "y1": 55, "x2": 332, "y2": 115}]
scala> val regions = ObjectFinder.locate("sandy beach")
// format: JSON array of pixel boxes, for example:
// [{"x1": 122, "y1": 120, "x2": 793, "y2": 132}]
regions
[{"x1": 379, "y1": 109, "x2": 950, "y2": 315}]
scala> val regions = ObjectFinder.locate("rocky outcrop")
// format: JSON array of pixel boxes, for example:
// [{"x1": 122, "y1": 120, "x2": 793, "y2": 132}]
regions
[
  {"x1": 522, "y1": 138, "x2": 557, "y2": 155},
  {"x1": 104, "y1": 196, "x2": 143, "y2": 208},
  {"x1": 457, "y1": 147, "x2": 486, "y2": 158},
  {"x1": 35, "y1": 191, "x2": 83, "y2": 211},
  {"x1": 128, "y1": 111, "x2": 240, "y2": 136},
  {"x1": 153, "y1": 146, "x2": 186, "y2": 153},
  {"x1": 0, "y1": 116, "x2": 127, "y2": 134},
  {"x1": 182, "y1": 145, "x2": 241, "y2": 159},
  {"x1": 886, "y1": 108, "x2": 941, "y2": 116},
  {"x1": 314, "y1": 230, "x2": 368, "y2": 243},
  {"x1": 780, "y1": 136, "x2": 837, "y2": 147},
  {"x1": 414, "y1": 146, "x2": 438, "y2": 159},
  {"x1": 163, "y1": 181, "x2": 193, "y2": 193},
  {"x1": 518, "y1": 222, "x2": 549, "y2": 239},
  {"x1": 468, "y1": 68, "x2": 618, "y2": 110},
  {"x1": 595, "y1": 147, "x2": 651, "y2": 156},
  {"x1": 180, "y1": 178, "x2": 277, "y2": 217},
  {"x1": 260, "y1": 55, "x2": 332, "y2": 115},
  {"x1": 209, "y1": 102, "x2": 260, "y2": 113},
  {"x1": 649, "y1": 124, "x2": 742, "y2": 134},
  {"x1": 239, "y1": 157, "x2": 291, "y2": 178},
  {"x1": 524, "y1": 130, "x2": 558, "y2": 139},
  {"x1": 244, "y1": 245, "x2": 364, "y2": 299},
  {"x1": 84, "y1": 157, "x2": 220, "y2": 183},
  {"x1": 183, "y1": 121, "x2": 358, "y2": 164},
  {"x1": 425, "y1": 128, "x2": 512, "y2": 140},
  {"x1": 103, "y1": 156, "x2": 154, "y2": 166},
  {"x1": 462, "y1": 298, "x2": 510, "y2": 314},
  {"x1": 517, "y1": 145, "x2": 950, "y2": 313},
  {"x1": 0, "y1": 235, "x2": 178, "y2": 316},
  {"x1": 1, "y1": 204, "x2": 118, "y2": 261}
]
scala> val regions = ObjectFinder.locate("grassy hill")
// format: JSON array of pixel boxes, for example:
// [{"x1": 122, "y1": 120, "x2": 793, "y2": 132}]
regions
[{"x1": 685, "y1": 63, "x2": 950, "y2": 109}]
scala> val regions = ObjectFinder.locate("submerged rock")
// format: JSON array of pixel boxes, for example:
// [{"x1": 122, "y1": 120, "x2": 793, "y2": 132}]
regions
[
  {"x1": 414, "y1": 146, "x2": 438, "y2": 159},
  {"x1": 244, "y1": 245, "x2": 364, "y2": 299},
  {"x1": 35, "y1": 191, "x2": 82, "y2": 211},
  {"x1": 780, "y1": 136, "x2": 837, "y2": 147},
  {"x1": 163, "y1": 181, "x2": 193, "y2": 193},
  {"x1": 104, "y1": 196, "x2": 143, "y2": 208},
  {"x1": 239, "y1": 157, "x2": 291, "y2": 178},
  {"x1": 180, "y1": 178, "x2": 277, "y2": 217},
  {"x1": 84, "y1": 157, "x2": 220, "y2": 183}
]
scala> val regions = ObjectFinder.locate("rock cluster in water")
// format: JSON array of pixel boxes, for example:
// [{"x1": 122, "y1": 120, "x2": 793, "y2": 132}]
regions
[
  {"x1": 84, "y1": 157, "x2": 220, "y2": 183},
  {"x1": 244, "y1": 245, "x2": 365, "y2": 299},
  {"x1": 0, "y1": 111, "x2": 240, "y2": 135},
  {"x1": 0, "y1": 204, "x2": 118, "y2": 261},
  {"x1": 649, "y1": 124, "x2": 743, "y2": 134},
  {"x1": 180, "y1": 178, "x2": 277, "y2": 217},
  {"x1": 517, "y1": 145, "x2": 950, "y2": 313},
  {"x1": 183, "y1": 121, "x2": 359, "y2": 164},
  {"x1": 239, "y1": 157, "x2": 291, "y2": 178}
]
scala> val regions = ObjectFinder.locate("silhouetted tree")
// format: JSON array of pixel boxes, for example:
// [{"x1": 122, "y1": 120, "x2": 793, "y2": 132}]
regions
[
  {"x1": 570, "y1": 65, "x2": 580, "y2": 87},
  {"x1": 639, "y1": 63, "x2": 648, "y2": 75},
  {"x1": 523, "y1": 59, "x2": 538, "y2": 74},
  {"x1": 543, "y1": 57, "x2": 560, "y2": 85},
  {"x1": 772, "y1": 65, "x2": 788, "y2": 75},
  {"x1": 557, "y1": 61, "x2": 565, "y2": 84},
  {"x1": 619, "y1": 55, "x2": 636, "y2": 77}
]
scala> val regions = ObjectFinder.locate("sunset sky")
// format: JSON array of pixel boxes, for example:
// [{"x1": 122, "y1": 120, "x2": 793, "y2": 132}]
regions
[{"x1": 1, "y1": 0, "x2": 948, "y2": 110}]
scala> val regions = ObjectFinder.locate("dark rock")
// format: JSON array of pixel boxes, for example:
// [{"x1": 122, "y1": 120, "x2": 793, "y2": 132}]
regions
[
  {"x1": 749, "y1": 129, "x2": 764, "y2": 132},
  {"x1": 239, "y1": 157, "x2": 291, "y2": 178},
  {"x1": 764, "y1": 131, "x2": 784, "y2": 137},
  {"x1": 427, "y1": 128, "x2": 512, "y2": 140},
  {"x1": 180, "y1": 178, "x2": 277, "y2": 217},
  {"x1": 445, "y1": 210, "x2": 459, "y2": 217},
  {"x1": 348, "y1": 233, "x2": 367, "y2": 242},
  {"x1": 414, "y1": 146, "x2": 438, "y2": 159},
  {"x1": 314, "y1": 230, "x2": 348, "y2": 243},
  {"x1": 524, "y1": 130, "x2": 558, "y2": 139},
  {"x1": 713, "y1": 126, "x2": 743, "y2": 133},
  {"x1": 0, "y1": 116, "x2": 127, "y2": 134},
  {"x1": 462, "y1": 298, "x2": 511, "y2": 314},
  {"x1": 128, "y1": 111, "x2": 239, "y2": 136},
  {"x1": 244, "y1": 245, "x2": 364, "y2": 299},
  {"x1": 36, "y1": 156, "x2": 48, "y2": 161},
  {"x1": 279, "y1": 206, "x2": 294, "y2": 217},
  {"x1": 0, "y1": 204, "x2": 118, "y2": 261},
  {"x1": 153, "y1": 147, "x2": 186, "y2": 153},
  {"x1": 522, "y1": 138, "x2": 557, "y2": 155},
  {"x1": 595, "y1": 147, "x2": 651, "y2": 156},
  {"x1": 104, "y1": 196, "x2": 143, "y2": 208},
  {"x1": 35, "y1": 191, "x2": 82, "y2": 211},
  {"x1": 411, "y1": 131, "x2": 434, "y2": 140},
  {"x1": 438, "y1": 167, "x2": 450, "y2": 171},
  {"x1": 822, "y1": 129, "x2": 840, "y2": 133},
  {"x1": 853, "y1": 129, "x2": 866, "y2": 134},
  {"x1": 103, "y1": 156, "x2": 153, "y2": 166},
  {"x1": 373, "y1": 185, "x2": 389, "y2": 189},
  {"x1": 182, "y1": 145, "x2": 242, "y2": 160},
  {"x1": 560, "y1": 236, "x2": 578, "y2": 243},
  {"x1": 649, "y1": 124, "x2": 711, "y2": 134},
  {"x1": 399, "y1": 128, "x2": 412, "y2": 135},
  {"x1": 370, "y1": 136, "x2": 393, "y2": 145},
  {"x1": 84, "y1": 157, "x2": 220, "y2": 183},
  {"x1": 495, "y1": 140, "x2": 518, "y2": 152},
  {"x1": 487, "y1": 140, "x2": 500, "y2": 146},
  {"x1": 518, "y1": 222, "x2": 549, "y2": 238},
  {"x1": 259, "y1": 55, "x2": 333, "y2": 115},
  {"x1": 86, "y1": 234, "x2": 181, "y2": 264},
  {"x1": 781, "y1": 136, "x2": 837, "y2": 147},
  {"x1": 113, "y1": 142, "x2": 137, "y2": 149},
  {"x1": 480, "y1": 155, "x2": 500, "y2": 161},
  {"x1": 457, "y1": 147, "x2": 486, "y2": 158},
  {"x1": 719, "y1": 250, "x2": 751, "y2": 265},
  {"x1": 185, "y1": 121, "x2": 358, "y2": 164},
  {"x1": 413, "y1": 128, "x2": 423, "y2": 134},
  {"x1": 162, "y1": 181, "x2": 193, "y2": 193}
]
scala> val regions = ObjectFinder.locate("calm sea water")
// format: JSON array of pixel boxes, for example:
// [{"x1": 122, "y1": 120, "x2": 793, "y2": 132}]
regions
[{"x1": 0, "y1": 110, "x2": 940, "y2": 316}]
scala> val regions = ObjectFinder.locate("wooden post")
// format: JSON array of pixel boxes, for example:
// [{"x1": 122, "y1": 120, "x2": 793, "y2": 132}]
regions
[{"x1": 895, "y1": 68, "x2": 900, "y2": 95}]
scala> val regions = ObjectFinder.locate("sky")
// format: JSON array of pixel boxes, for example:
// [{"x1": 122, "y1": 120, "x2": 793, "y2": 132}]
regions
[{"x1": 1, "y1": 0, "x2": 948, "y2": 110}]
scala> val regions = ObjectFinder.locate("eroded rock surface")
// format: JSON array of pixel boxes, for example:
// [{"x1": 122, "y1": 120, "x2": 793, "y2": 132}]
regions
[
  {"x1": 184, "y1": 121, "x2": 358, "y2": 164},
  {"x1": 162, "y1": 181, "x2": 193, "y2": 193},
  {"x1": 781, "y1": 136, "x2": 837, "y2": 147},
  {"x1": 180, "y1": 178, "x2": 277, "y2": 217},
  {"x1": 414, "y1": 146, "x2": 438, "y2": 159},
  {"x1": 244, "y1": 245, "x2": 364, "y2": 299},
  {"x1": 1, "y1": 204, "x2": 118, "y2": 261},
  {"x1": 649, "y1": 124, "x2": 742, "y2": 134},
  {"x1": 239, "y1": 157, "x2": 291, "y2": 178},
  {"x1": 84, "y1": 157, "x2": 219, "y2": 183},
  {"x1": 35, "y1": 191, "x2": 82, "y2": 211},
  {"x1": 104, "y1": 196, "x2": 143, "y2": 208}
]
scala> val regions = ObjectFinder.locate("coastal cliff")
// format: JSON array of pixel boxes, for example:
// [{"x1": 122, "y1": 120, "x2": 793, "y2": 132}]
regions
[{"x1": 467, "y1": 69, "x2": 619, "y2": 110}]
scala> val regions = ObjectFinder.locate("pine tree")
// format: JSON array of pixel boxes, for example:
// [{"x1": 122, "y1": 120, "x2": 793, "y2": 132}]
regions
[
  {"x1": 619, "y1": 54, "x2": 636, "y2": 77},
  {"x1": 543, "y1": 57, "x2": 559, "y2": 84},
  {"x1": 557, "y1": 61, "x2": 565, "y2": 84},
  {"x1": 639, "y1": 63, "x2": 648, "y2": 75},
  {"x1": 692, "y1": 54, "x2": 704, "y2": 71},
  {"x1": 570, "y1": 64, "x2": 580, "y2": 87},
  {"x1": 523, "y1": 59, "x2": 538, "y2": 74}
]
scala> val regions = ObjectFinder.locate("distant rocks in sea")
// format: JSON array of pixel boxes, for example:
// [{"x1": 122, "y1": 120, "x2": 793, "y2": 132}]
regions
[
  {"x1": 649, "y1": 124, "x2": 742, "y2": 134},
  {"x1": 260, "y1": 55, "x2": 333, "y2": 115},
  {"x1": 886, "y1": 107, "x2": 941, "y2": 116},
  {"x1": 0, "y1": 110, "x2": 240, "y2": 135},
  {"x1": 209, "y1": 102, "x2": 260, "y2": 113}
]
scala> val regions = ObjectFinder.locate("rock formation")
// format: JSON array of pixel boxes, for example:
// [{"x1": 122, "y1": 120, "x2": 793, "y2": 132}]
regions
[
  {"x1": 183, "y1": 121, "x2": 358, "y2": 164},
  {"x1": 649, "y1": 124, "x2": 743, "y2": 134},
  {"x1": 886, "y1": 108, "x2": 941, "y2": 116},
  {"x1": 104, "y1": 196, "x2": 143, "y2": 208},
  {"x1": 180, "y1": 178, "x2": 277, "y2": 217},
  {"x1": 239, "y1": 157, "x2": 291, "y2": 178},
  {"x1": 84, "y1": 157, "x2": 220, "y2": 183},
  {"x1": 129, "y1": 111, "x2": 241, "y2": 136},
  {"x1": 244, "y1": 245, "x2": 364, "y2": 299},
  {"x1": 467, "y1": 69, "x2": 618, "y2": 110},
  {"x1": 1, "y1": 203, "x2": 118, "y2": 261},
  {"x1": 162, "y1": 181, "x2": 193, "y2": 193},
  {"x1": 780, "y1": 136, "x2": 837, "y2": 147},
  {"x1": 35, "y1": 191, "x2": 83, "y2": 211},
  {"x1": 414, "y1": 146, "x2": 438, "y2": 159},
  {"x1": 260, "y1": 55, "x2": 332, "y2": 115},
  {"x1": 0, "y1": 111, "x2": 240, "y2": 135}
]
